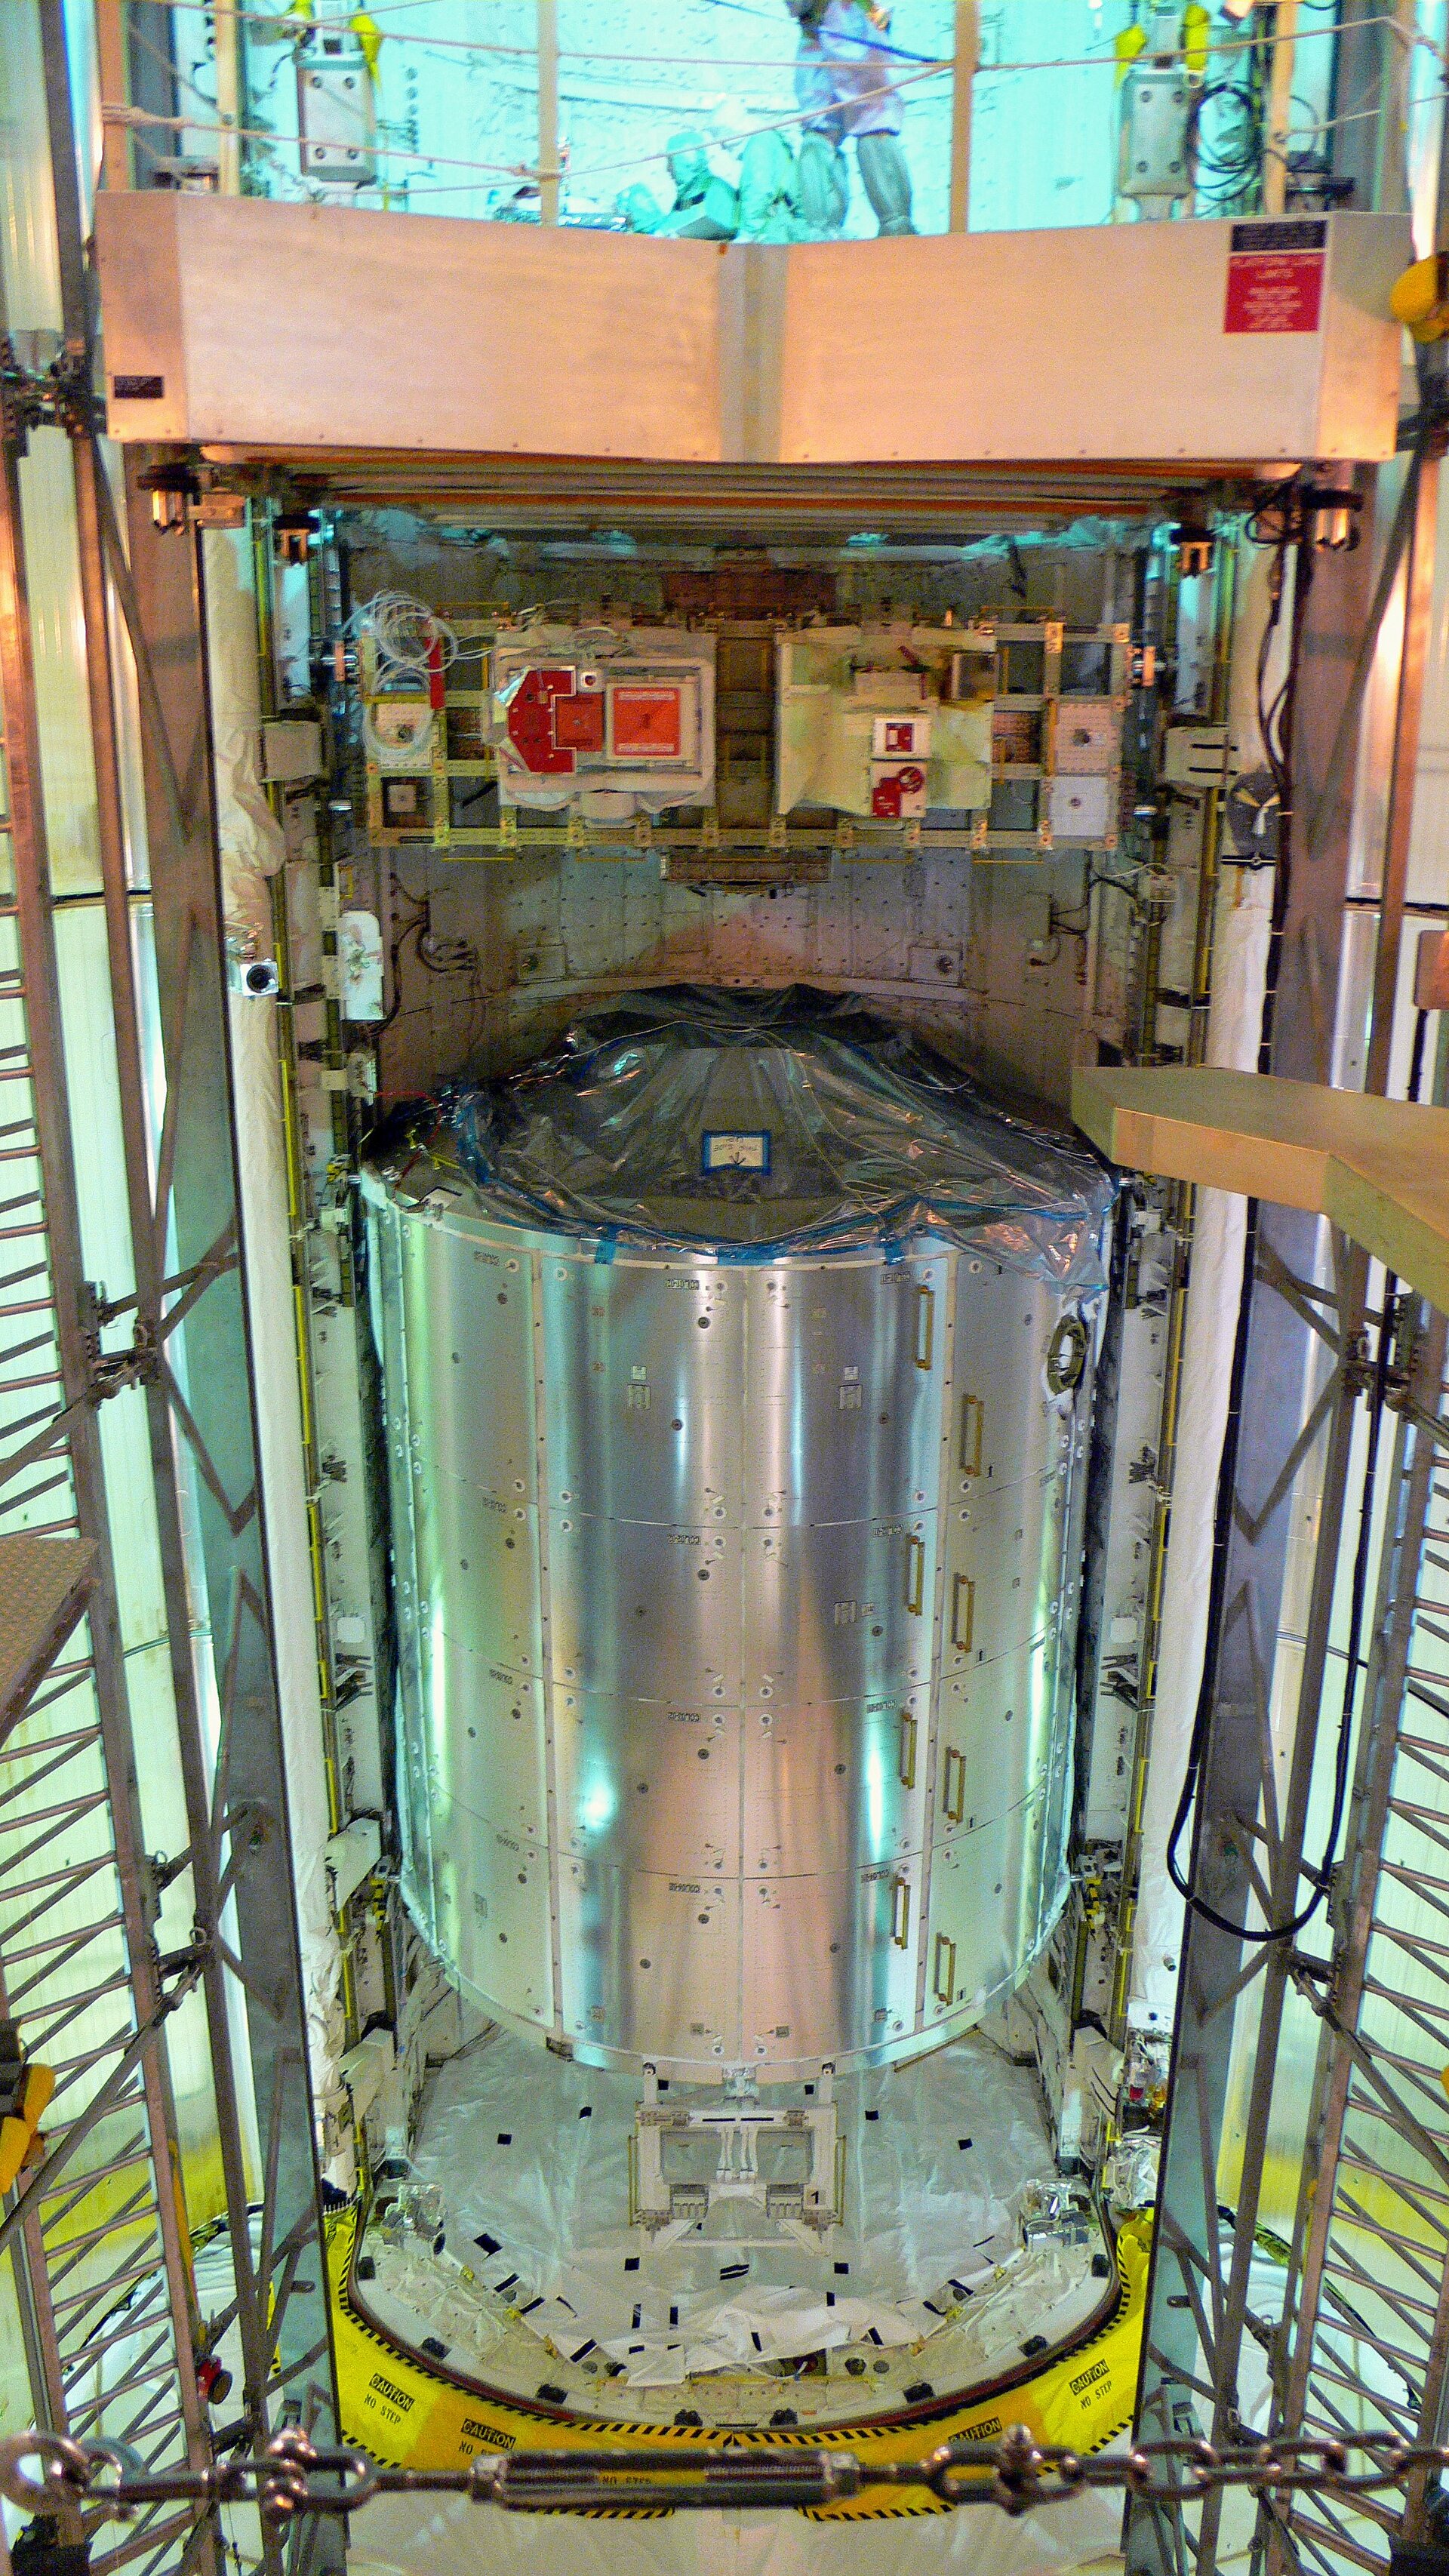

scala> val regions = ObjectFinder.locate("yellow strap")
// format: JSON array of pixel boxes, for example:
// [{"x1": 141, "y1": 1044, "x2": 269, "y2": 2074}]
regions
[
  {"x1": 350, "y1": 8, "x2": 382, "y2": 77},
  {"x1": 20, "y1": 2061, "x2": 55, "y2": 2125},
  {"x1": 0, "y1": 2115, "x2": 29, "y2": 2196},
  {"x1": 1183, "y1": 3, "x2": 1211, "y2": 78},
  {"x1": 1115, "y1": 23, "x2": 1147, "y2": 84}
]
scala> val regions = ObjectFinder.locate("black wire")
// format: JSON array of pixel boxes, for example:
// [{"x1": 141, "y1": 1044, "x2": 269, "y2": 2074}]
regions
[
  {"x1": 1408, "y1": 1005, "x2": 1430, "y2": 1107},
  {"x1": 1171, "y1": 551, "x2": 1432, "y2": 1940},
  {"x1": 1163, "y1": 1194, "x2": 1393, "y2": 1945},
  {"x1": 1255, "y1": 508, "x2": 1316, "y2": 1075},
  {"x1": 1184, "y1": 59, "x2": 1266, "y2": 213},
  {"x1": 378, "y1": 908, "x2": 426, "y2": 1033},
  {"x1": 1164, "y1": 1198, "x2": 1265, "y2": 1933},
  {"x1": 1163, "y1": 512, "x2": 1353, "y2": 1943}
]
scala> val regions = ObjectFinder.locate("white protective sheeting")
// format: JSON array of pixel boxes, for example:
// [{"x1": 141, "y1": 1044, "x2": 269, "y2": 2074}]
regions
[
  {"x1": 1127, "y1": 543, "x2": 1278, "y2": 2032},
  {"x1": 203, "y1": 530, "x2": 345, "y2": 2110},
  {"x1": 395, "y1": 2027, "x2": 1094, "y2": 2392},
  {"x1": 349, "y1": 2480, "x2": 1127, "y2": 2576}
]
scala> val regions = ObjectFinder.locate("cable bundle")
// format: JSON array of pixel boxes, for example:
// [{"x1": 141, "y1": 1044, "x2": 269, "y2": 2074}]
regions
[{"x1": 352, "y1": 589, "x2": 460, "y2": 689}]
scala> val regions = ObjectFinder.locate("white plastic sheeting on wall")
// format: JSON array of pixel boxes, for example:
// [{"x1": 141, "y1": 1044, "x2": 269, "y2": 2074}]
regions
[
  {"x1": 202, "y1": 528, "x2": 346, "y2": 2118},
  {"x1": 395, "y1": 2030, "x2": 1098, "y2": 2389},
  {"x1": 349, "y1": 2479, "x2": 1127, "y2": 2576},
  {"x1": 1127, "y1": 543, "x2": 1277, "y2": 2035}
]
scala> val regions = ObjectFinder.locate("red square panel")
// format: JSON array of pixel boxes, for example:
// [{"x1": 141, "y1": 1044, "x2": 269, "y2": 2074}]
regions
[
  {"x1": 553, "y1": 693, "x2": 606, "y2": 752},
  {"x1": 611, "y1": 685, "x2": 682, "y2": 758}
]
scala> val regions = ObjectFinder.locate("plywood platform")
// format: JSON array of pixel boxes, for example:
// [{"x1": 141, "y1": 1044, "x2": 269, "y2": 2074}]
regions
[
  {"x1": 1072, "y1": 1065, "x2": 1449, "y2": 1311},
  {"x1": 95, "y1": 195, "x2": 1407, "y2": 475}
]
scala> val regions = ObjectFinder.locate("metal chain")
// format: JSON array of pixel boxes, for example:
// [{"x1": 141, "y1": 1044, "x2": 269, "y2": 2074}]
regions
[{"x1": 4, "y1": 2428, "x2": 1449, "y2": 2528}]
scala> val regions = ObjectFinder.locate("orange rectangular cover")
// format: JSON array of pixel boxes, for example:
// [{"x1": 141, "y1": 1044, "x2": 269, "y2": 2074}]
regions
[{"x1": 610, "y1": 685, "x2": 682, "y2": 758}]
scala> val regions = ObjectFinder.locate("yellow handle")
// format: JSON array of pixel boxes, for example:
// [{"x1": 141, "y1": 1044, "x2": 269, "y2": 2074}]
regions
[
  {"x1": 891, "y1": 1875, "x2": 911, "y2": 1950},
  {"x1": 897, "y1": 1710, "x2": 918, "y2": 1790},
  {"x1": 942, "y1": 1744, "x2": 966, "y2": 1826},
  {"x1": 960, "y1": 1391, "x2": 983, "y2": 1476},
  {"x1": 951, "y1": 1571, "x2": 974, "y2": 1652},
  {"x1": 913, "y1": 1283, "x2": 935, "y2": 1372},
  {"x1": 934, "y1": 1933, "x2": 958, "y2": 2005},
  {"x1": 904, "y1": 1532, "x2": 925, "y2": 1617}
]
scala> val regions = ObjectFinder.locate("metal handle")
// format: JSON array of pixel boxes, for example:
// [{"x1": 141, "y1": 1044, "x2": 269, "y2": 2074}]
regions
[
  {"x1": 903, "y1": 1532, "x2": 925, "y2": 1617},
  {"x1": 891, "y1": 1874, "x2": 911, "y2": 1950},
  {"x1": 951, "y1": 1571, "x2": 974, "y2": 1652},
  {"x1": 942, "y1": 1744, "x2": 966, "y2": 1827},
  {"x1": 933, "y1": 1933, "x2": 957, "y2": 2005},
  {"x1": 913, "y1": 1283, "x2": 935, "y2": 1372},
  {"x1": 897, "y1": 1710, "x2": 917, "y2": 1791},
  {"x1": 960, "y1": 1391, "x2": 983, "y2": 1477}
]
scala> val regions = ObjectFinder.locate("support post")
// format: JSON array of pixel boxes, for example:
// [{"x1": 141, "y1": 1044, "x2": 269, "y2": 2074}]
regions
[
  {"x1": 94, "y1": 2, "x2": 131, "y2": 190},
  {"x1": 211, "y1": 0, "x2": 242, "y2": 194},
  {"x1": 1262, "y1": 0, "x2": 1299, "y2": 218},
  {"x1": 1367, "y1": 447, "x2": 1442, "y2": 1096},
  {"x1": 948, "y1": 0, "x2": 977, "y2": 232},
  {"x1": 537, "y1": 0, "x2": 560, "y2": 223}
]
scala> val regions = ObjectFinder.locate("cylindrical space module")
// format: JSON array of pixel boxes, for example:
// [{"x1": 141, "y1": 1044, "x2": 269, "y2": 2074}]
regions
[{"x1": 364, "y1": 991, "x2": 1112, "y2": 2083}]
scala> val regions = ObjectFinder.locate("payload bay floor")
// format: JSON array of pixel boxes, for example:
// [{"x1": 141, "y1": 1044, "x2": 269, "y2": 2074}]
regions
[{"x1": 352, "y1": 2027, "x2": 1113, "y2": 2428}]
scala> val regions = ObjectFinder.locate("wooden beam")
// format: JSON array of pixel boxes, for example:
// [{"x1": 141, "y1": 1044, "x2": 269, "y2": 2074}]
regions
[{"x1": 1072, "y1": 1063, "x2": 1449, "y2": 1313}]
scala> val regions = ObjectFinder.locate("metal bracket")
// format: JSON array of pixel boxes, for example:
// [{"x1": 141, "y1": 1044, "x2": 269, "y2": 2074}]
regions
[{"x1": 0, "y1": 337, "x2": 99, "y2": 456}]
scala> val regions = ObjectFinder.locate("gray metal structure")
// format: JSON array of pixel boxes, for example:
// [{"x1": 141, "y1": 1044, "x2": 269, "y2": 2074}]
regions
[
  {"x1": 5, "y1": 11, "x2": 1449, "y2": 2576},
  {"x1": 1123, "y1": 450, "x2": 1449, "y2": 2576},
  {"x1": 0, "y1": 8, "x2": 342, "y2": 2570},
  {"x1": 365, "y1": 1100, "x2": 1097, "y2": 2081}
]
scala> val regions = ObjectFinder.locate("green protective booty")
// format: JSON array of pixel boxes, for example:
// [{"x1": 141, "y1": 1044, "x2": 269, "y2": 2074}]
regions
[
  {"x1": 736, "y1": 129, "x2": 801, "y2": 242},
  {"x1": 661, "y1": 175, "x2": 740, "y2": 240},
  {"x1": 618, "y1": 183, "x2": 664, "y2": 234},
  {"x1": 795, "y1": 133, "x2": 849, "y2": 238},
  {"x1": 665, "y1": 130, "x2": 714, "y2": 209},
  {"x1": 855, "y1": 131, "x2": 917, "y2": 236}
]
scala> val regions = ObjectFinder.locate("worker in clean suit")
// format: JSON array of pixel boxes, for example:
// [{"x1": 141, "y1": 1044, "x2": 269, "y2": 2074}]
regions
[{"x1": 786, "y1": 0, "x2": 917, "y2": 238}]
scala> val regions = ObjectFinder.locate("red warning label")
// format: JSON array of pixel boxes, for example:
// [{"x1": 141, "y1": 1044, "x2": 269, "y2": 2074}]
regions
[{"x1": 1223, "y1": 222, "x2": 1327, "y2": 334}]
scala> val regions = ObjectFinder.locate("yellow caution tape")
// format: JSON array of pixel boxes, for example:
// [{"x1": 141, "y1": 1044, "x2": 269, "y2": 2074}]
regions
[{"x1": 327, "y1": 2208, "x2": 1149, "y2": 2519}]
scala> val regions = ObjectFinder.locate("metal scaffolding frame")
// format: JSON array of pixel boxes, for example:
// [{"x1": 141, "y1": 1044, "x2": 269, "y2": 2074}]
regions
[
  {"x1": 1124, "y1": 422, "x2": 1449, "y2": 2574},
  {"x1": 0, "y1": 359, "x2": 209, "y2": 2576},
  {"x1": 3, "y1": 21, "x2": 1448, "y2": 2576},
  {"x1": 1272, "y1": 1306, "x2": 1449, "y2": 2574},
  {"x1": 0, "y1": 5, "x2": 341, "y2": 2570},
  {"x1": 1127, "y1": 1270, "x2": 1449, "y2": 2576}
]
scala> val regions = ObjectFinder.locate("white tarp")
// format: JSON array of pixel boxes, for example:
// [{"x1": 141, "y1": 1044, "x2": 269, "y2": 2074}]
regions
[
  {"x1": 399, "y1": 2028, "x2": 1092, "y2": 2389},
  {"x1": 1127, "y1": 543, "x2": 1278, "y2": 2033},
  {"x1": 202, "y1": 530, "x2": 346, "y2": 2115},
  {"x1": 349, "y1": 2482, "x2": 1128, "y2": 2576}
]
